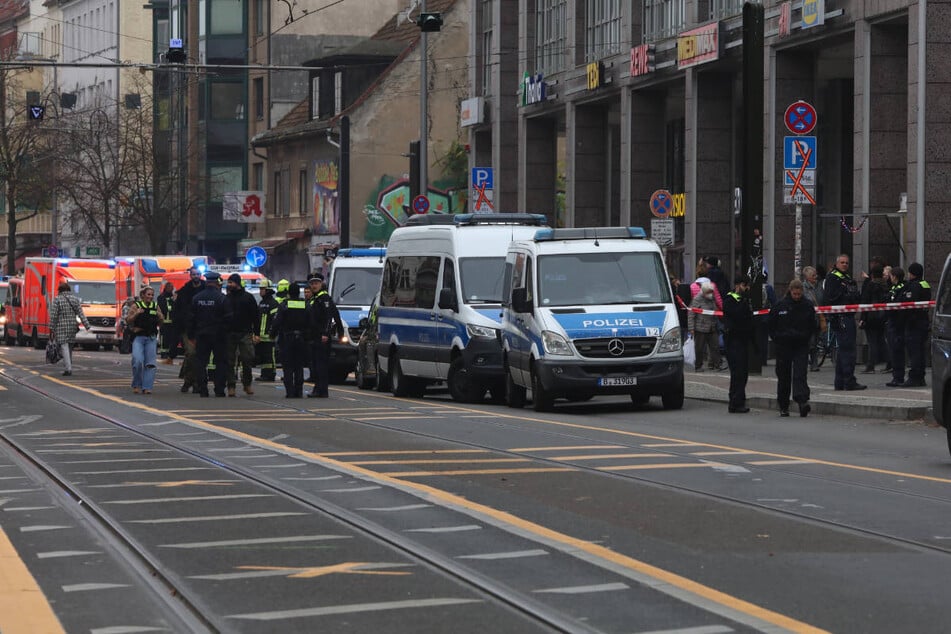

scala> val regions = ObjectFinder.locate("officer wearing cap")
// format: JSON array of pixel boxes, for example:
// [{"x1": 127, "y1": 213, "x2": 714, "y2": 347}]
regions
[
  {"x1": 723, "y1": 274, "x2": 754, "y2": 413},
  {"x1": 225, "y1": 273, "x2": 260, "y2": 396},
  {"x1": 174, "y1": 267, "x2": 205, "y2": 393},
  {"x1": 255, "y1": 279, "x2": 279, "y2": 381},
  {"x1": 307, "y1": 272, "x2": 343, "y2": 398},
  {"x1": 270, "y1": 283, "x2": 308, "y2": 397},
  {"x1": 900, "y1": 262, "x2": 931, "y2": 387},
  {"x1": 823, "y1": 253, "x2": 866, "y2": 391},
  {"x1": 189, "y1": 271, "x2": 233, "y2": 397}
]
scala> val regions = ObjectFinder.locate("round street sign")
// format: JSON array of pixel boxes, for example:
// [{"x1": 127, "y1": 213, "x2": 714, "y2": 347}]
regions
[
  {"x1": 649, "y1": 189, "x2": 674, "y2": 219},
  {"x1": 412, "y1": 194, "x2": 430, "y2": 214},
  {"x1": 245, "y1": 245, "x2": 267, "y2": 268},
  {"x1": 48, "y1": 245, "x2": 59, "y2": 257},
  {"x1": 784, "y1": 100, "x2": 817, "y2": 135}
]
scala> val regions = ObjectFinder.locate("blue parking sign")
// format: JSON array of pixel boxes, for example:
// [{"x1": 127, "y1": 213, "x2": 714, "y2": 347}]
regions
[
  {"x1": 783, "y1": 136, "x2": 817, "y2": 170},
  {"x1": 471, "y1": 167, "x2": 493, "y2": 190}
]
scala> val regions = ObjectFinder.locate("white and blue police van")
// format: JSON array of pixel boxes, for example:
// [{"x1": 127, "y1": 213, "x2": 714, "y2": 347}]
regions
[
  {"x1": 500, "y1": 226, "x2": 684, "y2": 412},
  {"x1": 377, "y1": 213, "x2": 549, "y2": 402},
  {"x1": 328, "y1": 247, "x2": 386, "y2": 383}
]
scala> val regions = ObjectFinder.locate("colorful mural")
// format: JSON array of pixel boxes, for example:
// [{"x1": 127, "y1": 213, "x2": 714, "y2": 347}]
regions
[
  {"x1": 314, "y1": 160, "x2": 340, "y2": 235},
  {"x1": 360, "y1": 176, "x2": 468, "y2": 243}
]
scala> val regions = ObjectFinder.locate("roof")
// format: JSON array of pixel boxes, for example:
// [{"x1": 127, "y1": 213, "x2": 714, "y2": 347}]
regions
[
  {"x1": 0, "y1": 0, "x2": 27, "y2": 23},
  {"x1": 253, "y1": 0, "x2": 457, "y2": 148}
]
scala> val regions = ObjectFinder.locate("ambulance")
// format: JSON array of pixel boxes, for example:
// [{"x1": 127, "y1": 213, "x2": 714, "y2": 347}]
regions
[
  {"x1": 22, "y1": 258, "x2": 120, "y2": 350},
  {"x1": 116, "y1": 255, "x2": 210, "y2": 303},
  {"x1": 499, "y1": 226, "x2": 684, "y2": 411},
  {"x1": 327, "y1": 247, "x2": 385, "y2": 383},
  {"x1": 377, "y1": 213, "x2": 549, "y2": 402},
  {"x1": 2, "y1": 276, "x2": 23, "y2": 345}
]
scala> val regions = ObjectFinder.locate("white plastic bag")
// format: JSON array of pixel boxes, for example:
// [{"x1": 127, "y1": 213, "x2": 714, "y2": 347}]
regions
[{"x1": 683, "y1": 336, "x2": 696, "y2": 367}]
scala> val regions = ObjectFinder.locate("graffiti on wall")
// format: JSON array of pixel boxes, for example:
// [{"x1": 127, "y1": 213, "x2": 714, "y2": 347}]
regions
[
  {"x1": 314, "y1": 160, "x2": 339, "y2": 235},
  {"x1": 360, "y1": 176, "x2": 468, "y2": 243}
]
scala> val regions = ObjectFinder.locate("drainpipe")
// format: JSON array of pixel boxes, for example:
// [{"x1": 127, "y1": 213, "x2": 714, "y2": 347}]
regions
[{"x1": 916, "y1": 0, "x2": 926, "y2": 264}]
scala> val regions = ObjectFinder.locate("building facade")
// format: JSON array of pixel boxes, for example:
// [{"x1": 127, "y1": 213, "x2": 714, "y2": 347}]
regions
[{"x1": 468, "y1": 0, "x2": 951, "y2": 284}]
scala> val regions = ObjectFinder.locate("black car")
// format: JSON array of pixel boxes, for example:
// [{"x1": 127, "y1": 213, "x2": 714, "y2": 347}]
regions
[
  {"x1": 932, "y1": 254, "x2": 951, "y2": 455},
  {"x1": 355, "y1": 293, "x2": 388, "y2": 391}
]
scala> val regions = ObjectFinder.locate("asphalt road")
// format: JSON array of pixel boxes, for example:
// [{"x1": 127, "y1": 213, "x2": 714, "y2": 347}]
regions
[{"x1": 1, "y1": 343, "x2": 950, "y2": 633}]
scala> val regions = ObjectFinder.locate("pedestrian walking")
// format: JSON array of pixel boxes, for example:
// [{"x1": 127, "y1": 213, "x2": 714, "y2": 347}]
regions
[
  {"x1": 49, "y1": 281, "x2": 92, "y2": 376},
  {"x1": 126, "y1": 286, "x2": 164, "y2": 395},
  {"x1": 224, "y1": 273, "x2": 260, "y2": 396},
  {"x1": 722, "y1": 274, "x2": 754, "y2": 413},
  {"x1": 687, "y1": 282, "x2": 721, "y2": 372},
  {"x1": 174, "y1": 268, "x2": 206, "y2": 393},
  {"x1": 885, "y1": 267, "x2": 907, "y2": 387},
  {"x1": 802, "y1": 266, "x2": 826, "y2": 371},
  {"x1": 768, "y1": 279, "x2": 818, "y2": 417},
  {"x1": 157, "y1": 282, "x2": 178, "y2": 364},
  {"x1": 255, "y1": 279, "x2": 279, "y2": 381},
  {"x1": 307, "y1": 273, "x2": 343, "y2": 398},
  {"x1": 189, "y1": 272, "x2": 232, "y2": 397},
  {"x1": 859, "y1": 263, "x2": 889, "y2": 373},
  {"x1": 704, "y1": 256, "x2": 731, "y2": 302},
  {"x1": 900, "y1": 262, "x2": 931, "y2": 387},
  {"x1": 823, "y1": 253, "x2": 866, "y2": 391},
  {"x1": 270, "y1": 283, "x2": 309, "y2": 398}
]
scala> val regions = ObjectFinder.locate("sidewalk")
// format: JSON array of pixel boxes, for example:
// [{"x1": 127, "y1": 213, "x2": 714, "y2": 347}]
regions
[{"x1": 685, "y1": 362, "x2": 934, "y2": 421}]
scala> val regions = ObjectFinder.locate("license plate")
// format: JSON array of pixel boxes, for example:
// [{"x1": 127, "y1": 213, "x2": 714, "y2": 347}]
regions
[
  {"x1": 96, "y1": 335, "x2": 112, "y2": 342},
  {"x1": 599, "y1": 376, "x2": 637, "y2": 387}
]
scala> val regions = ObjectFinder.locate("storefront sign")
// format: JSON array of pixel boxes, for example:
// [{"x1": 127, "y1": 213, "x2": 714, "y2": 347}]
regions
[
  {"x1": 677, "y1": 22, "x2": 720, "y2": 69},
  {"x1": 223, "y1": 191, "x2": 266, "y2": 223},
  {"x1": 586, "y1": 62, "x2": 603, "y2": 90},
  {"x1": 778, "y1": 2, "x2": 791, "y2": 37},
  {"x1": 801, "y1": 0, "x2": 825, "y2": 29},
  {"x1": 630, "y1": 44, "x2": 654, "y2": 77},
  {"x1": 521, "y1": 72, "x2": 546, "y2": 106},
  {"x1": 460, "y1": 97, "x2": 484, "y2": 127}
]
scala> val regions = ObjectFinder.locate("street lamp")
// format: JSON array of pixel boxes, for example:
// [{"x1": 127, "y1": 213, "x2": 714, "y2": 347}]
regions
[{"x1": 416, "y1": 9, "x2": 442, "y2": 200}]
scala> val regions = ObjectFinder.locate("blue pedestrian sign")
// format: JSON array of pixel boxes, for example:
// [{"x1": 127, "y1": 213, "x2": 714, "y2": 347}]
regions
[
  {"x1": 245, "y1": 245, "x2": 267, "y2": 268},
  {"x1": 783, "y1": 136, "x2": 817, "y2": 170}
]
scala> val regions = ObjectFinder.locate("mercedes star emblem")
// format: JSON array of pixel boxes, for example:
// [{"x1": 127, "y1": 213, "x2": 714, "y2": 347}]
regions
[{"x1": 607, "y1": 338, "x2": 625, "y2": 356}]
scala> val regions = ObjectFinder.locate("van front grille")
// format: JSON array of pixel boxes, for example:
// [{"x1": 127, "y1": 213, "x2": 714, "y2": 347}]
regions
[{"x1": 573, "y1": 336, "x2": 656, "y2": 359}]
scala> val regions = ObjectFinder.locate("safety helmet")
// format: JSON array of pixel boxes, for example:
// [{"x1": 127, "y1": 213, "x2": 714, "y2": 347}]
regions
[
  {"x1": 258, "y1": 278, "x2": 272, "y2": 289},
  {"x1": 277, "y1": 279, "x2": 290, "y2": 292}
]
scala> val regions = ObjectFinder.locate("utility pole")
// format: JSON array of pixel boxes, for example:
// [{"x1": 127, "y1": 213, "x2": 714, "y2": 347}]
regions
[
  {"x1": 742, "y1": 1, "x2": 764, "y2": 374},
  {"x1": 339, "y1": 116, "x2": 350, "y2": 248},
  {"x1": 419, "y1": 0, "x2": 427, "y2": 198}
]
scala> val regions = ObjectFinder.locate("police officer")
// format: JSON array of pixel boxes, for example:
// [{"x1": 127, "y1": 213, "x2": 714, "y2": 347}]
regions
[
  {"x1": 255, "y1": 279, "x2": 279, "y2": 381},
  {"x1": 722, "y1": 274, "x2": 754, "y2": 413},
  {"x1": 823, "y1": 253, "x2": 866, "y2": 391},
  {"x1": 157, "y1": 281, "x2": 177, "y2": 363},
  {"x1": 270, "y1": 283, "x2": 309, "y2": 398},
  {"x1": 189, "y1": 272, "x2": 233, "y2": 397},
  {"x1": 307, "y1": 273, "x2": 343, "y2": 398},
  {"x1": 174, "y1": 267, "x2": 205, "y2": 393},
  {"x1": 768, "y1": 279, "x2": 819, "y2": 417},
  {"x1": 900, "y1": 262, "x2": 931, "y2": 387},
  {"x1": 225, "y1": 273, "x2": 260, "y2": 396},
  {"x1": 884, "y1": 267, "x2": 907, "y2": 387}
]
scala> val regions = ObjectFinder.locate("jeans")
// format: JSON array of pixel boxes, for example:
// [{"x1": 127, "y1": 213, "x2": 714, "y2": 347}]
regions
[
  {"x1": 60, "y1": 342, "x2": 73, "y2": 372},
  {"x1": 132, "y1": 335, "x2": 158, "y2": 390}
]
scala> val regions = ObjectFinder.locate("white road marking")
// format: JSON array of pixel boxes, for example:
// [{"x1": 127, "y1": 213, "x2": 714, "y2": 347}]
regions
[
  {"x1": 248, "y1": 463, "x2": 303, "y2": 469},
  {"x1": 457, "y1": 549, "x2": 548, "y2": 560},
  {"x1": 190, "y1": 562, "x2": 413, "y2": 581},
  {"x1": 405, "y1": 525, "x2": 481, "y2": 533},
  {"x1": 0, "y1": 476, "x2": 27, "y2": 480},
  {"x1": 534, "y1": 582, "x2": 629, "y2": 594},
  {"x1": 62, "y1": 582, "x2": 130, "y2": 592},
  {"x1": 128, "y1": 512, "x2": 306, "y2": 524},
  {"x1": 709, "y1": 464, "x2": 751, "y2": 474},
  {"x1": 160, "y1": 535, "x2": 352, "y2": 549},
  {"x1": 0, "y1": 488, "x2": 39, "y2": 494},
  {"x1": 91, "y1": 626, "x2": 168, "y2": 634},
  {"x1": 37, "y1": 550, "x2": 101, "y2": 559},
  {"x1": 60, "y1": 457, "x2": 184, "y2": 465},
  {"x1": 356, "y1": 504, "x2": 432, "y2": 512},
  {"x1": 228, "y1": 597, "x2": 481, "y2": 621},
  {"x1": 36, "y1": 449, "x2": 171, "y2": 454},
  {"x1": 633, "y1": 627, "x2": 734, "y2": 634},
  {"x1": 320, "y1": 486, "x2": 382, "y2": 493},
  {"x1": 20, "y1": 525, "x2": 70, "y2": 532},
  {"x1": 3, "y1": 506, "x2": 56, "y2": 511},
  {"x1": 88, "y1": 480, "x2": 240, "y2": 488},
  {"x1": 104, "y1": 494, "x2": 271, "y2": 505},
  {"x1": 139, "y1": 420, "x2": 183, "y2": 427},
  {"x1": 73, "y1": 467, "x2": 214, "y2": 475},
  {"x1": 284, "y1": 475, "x2": 342, "y2": 481}
]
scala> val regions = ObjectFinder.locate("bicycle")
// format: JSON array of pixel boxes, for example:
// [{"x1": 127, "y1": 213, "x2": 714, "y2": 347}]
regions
[{"x1": 813, "y1": 323, "x2": 838, "y2": 370}]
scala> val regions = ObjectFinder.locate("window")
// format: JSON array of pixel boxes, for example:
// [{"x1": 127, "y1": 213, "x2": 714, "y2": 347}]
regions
[
  {"x1": 253, "y1": 162, "x2": 264, "y2": 190},
  {"x1": 210, "y1": 0, "x2": 243, "y2": 34},
  {"x1": 254, "y1": 0, "x2": 267, "y2": 35},
  {"x1": 273, "y1": 170, "x2": 283, "y2": 217},
  {"x1": 380, "y1": 256, "x2": 441, "y2": 309},
  {"x1": 535, "y1": 0, "x2": 567, "y2": 74},
  {"x1": 311, "y1": 76, "x2": 320, "y2": 119},
  {"x1": 298, "y1": 168, "x2": 308, "y2": 216},
  {"x1": 709, "y1": 0, "x2": 748, "y2": 20},
  {"x1": 586, "y1": 0, "x2": 622, "y2": 61},
  {"x1": 253, "y1": 77, "x2": 263, "y2": 119},
  {"x1": 210, "y1": 82, "x2": 244, "y2": 120},
  {"x1": 480, "y1": 0, "x2": 493, "y2": 95},
  {"x1": 209, "y1": 165, "x2": 242, "y2": 202},
  {"x1": 643, "y1": 0, "x2": 685, "y2": 42},
  {"x1": 334, "y1": 72, "x2": 343, "y2": 114},
  {"x1": 19, "y1": 32, "x2": 41, "y2": 55}
]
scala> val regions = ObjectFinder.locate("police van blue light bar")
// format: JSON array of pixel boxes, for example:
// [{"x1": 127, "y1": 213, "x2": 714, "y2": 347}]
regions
[
  {"x1": 533, "y1": 226, "x2": 647, "y2": 242},
  {"x1": 337, "y1": 248, "x2": 386, "y2": 258},
  {"x1": 453, "y1": 213, "x2": 548, "y2": 226}
]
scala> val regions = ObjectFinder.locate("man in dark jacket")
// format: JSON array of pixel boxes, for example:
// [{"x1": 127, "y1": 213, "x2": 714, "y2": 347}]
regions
[
  {"x1": 225, "y1": 273, "x2": 261, "y2": 396},
  {"x1": 174, "y1": 267, "x2": 205, "y2": 393},
  {"x1": 769, "y1": 279, "x2": 819, "y2": 417},
  {"x1": 189, "y1": 272, "x2": 233, "y2": 397},
  {"x1": 900, "y1": 262, "x2": 931, "y2": 387},
  {"x1": 722, "y1": 274, "x2": 754, "y2": 413},
  {"x1": 859, "y1": 263, "x2": 889, "y2": 373},
  {"x1": 823, "y1": 253, "x2": 866, "y2": 391},
  {"x1": 270, "y1": 283, "x2": 309, "y2": 398},
  {"x1": 704, "y1": 256, "x2": 731, "y2": 301},
  {"x1": 255, "y1": 279, "x2": 280, "y2": 382},
  {"x1": 157, "y1": 282, "x2": 178, "y2": 363},
  {"x1": 885, "y1": 267, "x2": 907, "y2": 387},
  {"x1": 307, "y1": 274, "x2": 343, "y2": 398}
]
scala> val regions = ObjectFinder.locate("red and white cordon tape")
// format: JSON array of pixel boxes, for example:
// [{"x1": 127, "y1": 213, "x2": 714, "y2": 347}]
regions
[{"x1": 676, "y1": 297, "x2": 935, "y2": 318}]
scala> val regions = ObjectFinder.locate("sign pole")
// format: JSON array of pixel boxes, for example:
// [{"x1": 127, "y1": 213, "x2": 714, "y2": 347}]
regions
[{"x1": 794, "y1": 202, "x2": 802, "y2": 278}]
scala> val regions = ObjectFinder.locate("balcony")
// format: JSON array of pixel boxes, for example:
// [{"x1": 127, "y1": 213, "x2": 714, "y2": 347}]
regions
[{"x1": 0, "y1": 211, "x2": 52, "y2": 237}]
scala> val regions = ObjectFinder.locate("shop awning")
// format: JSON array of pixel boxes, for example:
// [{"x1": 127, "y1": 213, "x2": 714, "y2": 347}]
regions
[{"x1": 242, "y1": 237, "x2": 296, "y2": 255}]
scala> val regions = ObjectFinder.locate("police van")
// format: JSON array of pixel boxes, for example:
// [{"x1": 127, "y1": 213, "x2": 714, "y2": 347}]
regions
[
  {"x1": 377, "y1": 213, "x2": 549, "y2": 402},
  {"x1": 327, "y1": 247, "x2": 385, "y2": 383},
  {"x1": 500, "y1": 226, "x2": 683, "y2": 411}
]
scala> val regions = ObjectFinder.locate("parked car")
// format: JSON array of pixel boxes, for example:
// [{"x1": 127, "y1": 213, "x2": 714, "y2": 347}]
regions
[
  {"x1": 931, "y1": 253, "x2": 951, "y2": 455},
  {"x1": 355, "y1": 293, "x2": 386, "y2": 391}
]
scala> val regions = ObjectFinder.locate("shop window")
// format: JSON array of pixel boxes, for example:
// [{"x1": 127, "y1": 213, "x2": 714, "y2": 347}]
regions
[
  {"x1": 586, "y1": 0, "x2": 622, "y2": 61},
  {"x1": 643, "y1": 0, "x2": 684, "y2": 42},
  {"x1": 535, "y1": 0, "x2": 567, "y2": 74}
]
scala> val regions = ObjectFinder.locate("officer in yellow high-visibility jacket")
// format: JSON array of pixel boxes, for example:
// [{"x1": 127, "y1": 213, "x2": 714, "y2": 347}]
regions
[{"x1": 256, "y1": 279, "x2": 280, "y2": 381}]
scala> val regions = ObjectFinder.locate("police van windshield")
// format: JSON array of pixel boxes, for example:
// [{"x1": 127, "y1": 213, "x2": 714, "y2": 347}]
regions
[
  {"x1": 538, "y1": 252, "x2": 671, "y2": 307},
  {"x1": 331, "y1": 267, "x2": 381, "y2": 306},
  {"x1": 72, "y1": 282, "x2": 116, "y2": 305},
  {"x1": 460, "y1": 257, "x2": 505, "y2": 304}
]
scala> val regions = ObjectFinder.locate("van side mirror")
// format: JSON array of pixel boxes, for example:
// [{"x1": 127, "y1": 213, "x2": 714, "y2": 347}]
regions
[
  {"x1": 438, "y1": 288, "x2": 458, "y2": 311},
  {"x1": 512, "y1": 287, "x2": 532, "y2": 313},
  {"x1": 358, "y1": 317, "x2": 368, "y2": 329}
]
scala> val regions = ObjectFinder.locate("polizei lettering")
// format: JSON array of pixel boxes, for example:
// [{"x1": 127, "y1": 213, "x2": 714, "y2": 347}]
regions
[{"x1": 582, "y1": 318, "x2": 644, "y2": 328}]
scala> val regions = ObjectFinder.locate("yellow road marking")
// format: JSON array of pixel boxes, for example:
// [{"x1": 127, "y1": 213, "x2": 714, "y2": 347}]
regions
[
  {"x1": 238, "y1": 562, "x2": 411, "y2": 578},
  {"x1": 349, "y1": 458, "x2": 530, "y2": 466},
  {"x1": 352, "y1": 415, "x2": 429, "y2": 421},
  {"x1": 549, "y1": 453, "x2": 672, "y2": 461},
  {"x1": 508, "y1": 445, "x2": 622, "y2": 451},
  {"x1": 0, "y1": 526, "x2": 66, "y2": 633},
  {"x1": 323, "y1": 449, "x2": 487, "y2": 456},
  {"x1": 394, "y1": 468, "x2": 575, "y2": 477},
  {"x1": 601, "y1": 463, "x2": 724, "y2": 471},
  {"x1": 691, "y1": 451, "x2": 757, "y2": 456},
  {"x1": 33, "y1": 372, "x2": 839, "y2": 631},
  {"x1": 746, "y1": 460, "x2": 817, "y2": 466}
]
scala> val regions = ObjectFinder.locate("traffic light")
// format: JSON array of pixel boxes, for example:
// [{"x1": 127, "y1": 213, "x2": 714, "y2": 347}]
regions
[
  {"x1": 28, "y1": 105, "x2": 44, "y2": 121},
  {"x1": 166, "y1": 46, "x2": 186, "y2": 64},
  {"x1": 417, "y1": 12, "x2": 443, "y2": 32}
]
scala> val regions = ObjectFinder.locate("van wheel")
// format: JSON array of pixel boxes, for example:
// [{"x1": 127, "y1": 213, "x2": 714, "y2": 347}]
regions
[
  {"x1": 662, "y1": 376, "x2": 685, "y2": 410},
  {"x1": 505, "y1": 369, "x2": 526, "y2": 409},
  {"x1": 488, "y1": 383, "x2": 505, "y2": 404},
  {"x1": 355, "y1": 360, "x2": 373, "y2": 390},
  {"x1": 16, "y1": 326, "x2": 26, "y2": 346},
  {"x1": 448, "y1": 357, "x2": 484, "y2": 403},
  {"x1": 390, "y1": 352, "x2": 423, "y2": 398},
  {"x1": 375, "y1": 355, "x2": 390, "y2": 392},
  {"x1": 531, "y1": 368, "x2": 553, "y2": 412},
  {"x1": 32, "y1": 328, "x2": 42, "y2": 349},
  {"x1": 4, "y1": 328, "x2": 15, "y2": 346}
]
